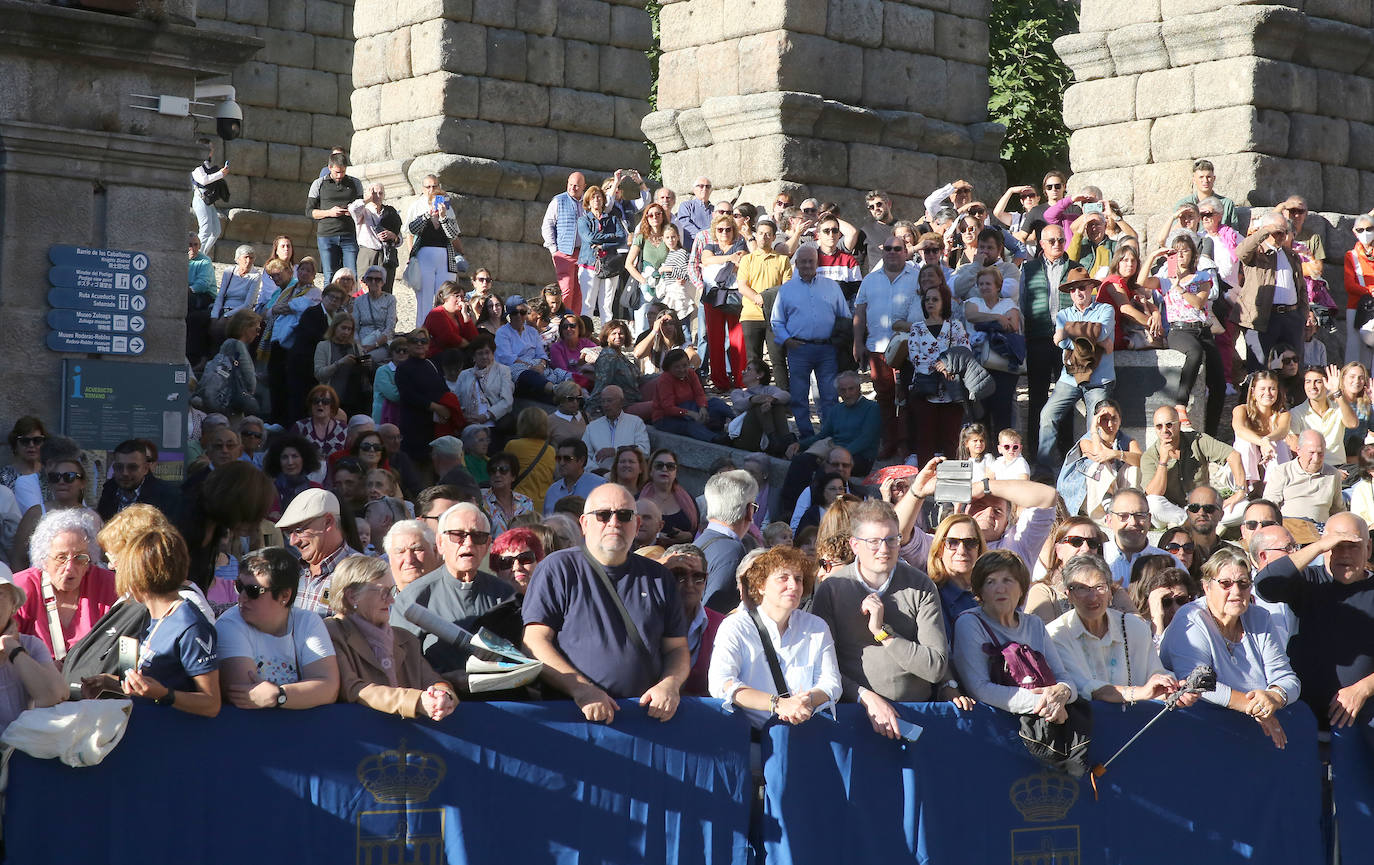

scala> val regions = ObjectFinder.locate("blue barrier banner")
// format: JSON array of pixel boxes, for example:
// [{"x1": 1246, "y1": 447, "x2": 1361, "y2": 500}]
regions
[
  {"x1": 762, "y1": 702, "x2": 1323, "y2": 865},
  {"x1": 1331, "y1": 724, "x2": 1374, "y2": 861},
  {"x1": 5, "y1": 700, "x2": 753, "y2": 865}
]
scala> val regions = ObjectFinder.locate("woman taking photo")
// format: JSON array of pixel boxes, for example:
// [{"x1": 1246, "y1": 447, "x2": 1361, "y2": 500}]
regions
[
  {"x1": 952, "y1": 550, "x2": 1077, "y2": 724},
  {"x1": 325, "y1": 555, "x2": 457, "y2": 721},
  {"x1": 926, "y1": 513, "x2": 986, "y2": 639},
  {"x1": 638, "y1": 448, "x2": 699, "y2": 545},
  {"x1": 1231, "y1": 371, "x2": 1291, "y2": 491},
  {"x1": 577, "y1": 185, "x2": 628, "y2": 323},
  {"x1": 314, "y1": 312, "x2": 370, "y2": 417},
  {"x1": 264, "y1": 434, "x2": 323, "y2": 518},
  {"x1": 1160, "y1": 548, "x2": 1299, "y2": 748},
  {"x1": 217, "y1": 546, "x2": 341, "y2": 711},
  {"x1": 635, "y1": 304, "x2": 699, "y2": 376},
  {"x1": 406, "y1": 174, "x2": 460, "y2": 316},
  {"x1": 906, "y1": 277, "x2": 969, "y2": 462},
  {"x1": 422, "y1": 280, "x2": 477, "y2": 358},
  {"x1": 699, "y1": 213, "x2": 750, "y2": 391},
  {"x1": 1027, "y1": 516, "x2": 1132, "y2": 623},
  {"x1": 1056, "y1": 399, "x2": 1141, "y2": 521},
  {"x1": 708, "y1": 546, "x2": 840, "y2": 727},
  {"x1": 1047, "y1": 554, "x2": 1193, "y2": 708},
  {"x1": 1, "y1": 417, "x2": 47, "y2": 510},
  {"x1": 480, "y1": 452, "x2": 533, "y2": 536},
  {"x1": 294, "y1": 384, "x2": 348, "y2": 459},
  {"x1": 625, "y1": 203, "x2": 671, "y2": 334},
  {"x1": 1146, "y1": 233, "x2": 1224, "y2": 434},
  {"x1": 13, "y1": 509, "x2": 115, "y2": 660}
]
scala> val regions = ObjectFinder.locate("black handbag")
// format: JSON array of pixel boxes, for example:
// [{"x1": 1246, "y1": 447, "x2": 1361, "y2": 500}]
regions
[
  {"x1": 594, "y1": 249, "x2": 627, "y2": 280},
  {"x1": 1018, "y1": 699, "x2": 1093, "y2": 778},
  {"x1": 911, "y1": 371, "x2": 943, "y2": 397}
]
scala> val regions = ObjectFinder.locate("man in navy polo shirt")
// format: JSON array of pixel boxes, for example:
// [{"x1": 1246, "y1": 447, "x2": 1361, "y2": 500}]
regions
[{"x1": 523, "y1": 483, "x2": 690, "y2": 724}]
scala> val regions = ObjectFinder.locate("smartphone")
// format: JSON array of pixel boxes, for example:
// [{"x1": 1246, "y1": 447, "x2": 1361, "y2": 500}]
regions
[
  {"x1": 1083, "y1": 202, "x2": 1104, "y2": 214},
  {"x1": 117, "y1": 635, "x2": 139, "y2": 675},
  {"x1": 935, "y1": 460, "x2": 973, "y2": 504},
  {"x1": 433, "y1": 194, "x2": 448, "y2": 208},
  {"x1": 895, "y1": 719, "x2": 924, "y2": 743}
]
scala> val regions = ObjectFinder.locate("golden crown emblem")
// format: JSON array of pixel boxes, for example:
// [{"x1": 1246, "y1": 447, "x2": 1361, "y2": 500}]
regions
[
  {"x1": 357, "y1": 739, "x2": 446, "y2": 804},
  {"x1": 1009, "y1": 771, "x2": 1079, "y2": 823}
]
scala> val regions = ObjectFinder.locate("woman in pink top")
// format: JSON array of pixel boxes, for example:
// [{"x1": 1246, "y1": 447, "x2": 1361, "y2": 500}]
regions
[
  {"x1": 548, "y1": 313, "x2": 597, "y2": 390},
  {"x1": 12, "y1": 509, "x2": 117, "y2": 664}
]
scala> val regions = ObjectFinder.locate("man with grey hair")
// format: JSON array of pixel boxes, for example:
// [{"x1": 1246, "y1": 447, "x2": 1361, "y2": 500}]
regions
[
  {"x1": 1237, "y1": 209, "x2": 1306, "y2": 364},
  {"x1": 813, "y1": 500, "x2": 948, "y2": 740},
  {"x1": 1245, "y1": 522, "x2": 1298, "y2": 647},
  {"x1": 696, "y1": 470, "x2": 760, "y2": 613},
  {"x1": 675, "y1": 175, "x2": 713, "y2": 250},
  {"x1": 1264, "y1": 429, "x2": 1344, "y2": 523},
  {"x1": 383, "y1": 519, "x2": 439, "y2": 592},
  {"x1": 772, "y1": 245, "x2": 850, "y2": 439},
  {"x1": 1257, "y1": 511, "x2": 1374, "y2": 728},
  {"x1": 657, "y1": 543, "x2": 722, "y2": 697},
  {"x1": 392, "y1": 502, "x2": 513, "y2": 687},
  {"x1": 236, "y1": 416, "x2": 266, "y2": 469},
  {"x1": 351, "y1": 181, "x2": 402, "y2": 292}
]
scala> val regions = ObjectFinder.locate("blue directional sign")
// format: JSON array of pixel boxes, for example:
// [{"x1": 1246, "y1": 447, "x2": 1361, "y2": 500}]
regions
[
  {"x1": 48, "y1": 245, "x2": 149, "y2": 274},
  {"x1": 48, "y1": 265, "x2": 148, "y2": 294},
  {"x1": 47, "y1": 330, "x2": 145, "y2": 355},
  {"x1": 47, "y1": 309, "x2": 146, "y2": 334},
  {"x1": 48, "y1": 286, "x2": 148, "y2": 313}
]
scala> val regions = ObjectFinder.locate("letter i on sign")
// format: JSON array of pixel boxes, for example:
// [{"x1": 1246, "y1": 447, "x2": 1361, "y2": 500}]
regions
[{"x1": 70, "y1": 365, "x2": 82, "y2": 399}]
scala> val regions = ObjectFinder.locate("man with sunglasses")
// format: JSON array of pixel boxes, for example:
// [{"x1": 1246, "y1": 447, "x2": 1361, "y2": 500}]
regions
[
  {"x1": 1020, "y1": 223, "x2": 1071, "y2": 461},
  {"x1": 1141, "y1": 405, "x2": 1246, "y2": 527},
  {"x1": 1035, "y1": 266, "x2": 1116, "y2": 470},
  {"x1": 524, "y1": 484, "x2": 690, "y2": 724},
  {"x1": 392, "y1": 502, "x2": 513, "y2": 687},
  {"x1": 674, "y1": 175, "x2": 713, "y2": 251},
  {"x1": 1256, "y1": 512, "x2": 1374, "y2": 730},
  {"x1": 813, "y1": 500, "x2": 948, "y2": 741},
  {"x1": 1237, "y1": 211, "x2": 1307, "y2": 367},
  {"x1": 854, "y1": 233, "x2": 922, "y2": 458},
  {"x1": 544, "y1": 438, "x2": 604, "y2": 516},
  {"x1": 97, "y1": 438, "x2": 180, "y2": 523},
  {"x1": 694, "y1": 470, "x2": 758, "y2": 613},
  {"x1": 858, "y1": 190, "x2": 898, "y2": 272},
  {"x1": 1180, "y1": 486, "x2": 1243, "y2": 563},
  {"x1": 655, "y1": 544, "x2": 720, "y2": 698},
  {"x1": 277, "y1": 489, "x2": 363, "y2": 616}
]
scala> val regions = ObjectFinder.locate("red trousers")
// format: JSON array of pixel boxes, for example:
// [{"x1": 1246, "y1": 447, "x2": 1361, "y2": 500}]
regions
[
  {"x1": 552, "y1": 251, "x2": 581, "y2": 318},
  {"x1": 704, "y1": 305, "x2": 745, "y2": 390}
]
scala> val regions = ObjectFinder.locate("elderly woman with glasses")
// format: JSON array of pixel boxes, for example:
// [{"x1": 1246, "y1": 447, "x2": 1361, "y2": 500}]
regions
[
  {"x1": 326, "y1": 555, "x2": 457, "y2": 720},
  {"x1": 1160, "y1": 548, "x2": 1299, "y2": 749},
  {"x1": 217, "y1": 546, "x2": 341, "y2": 711},
  {"x1": 654, "y1": 543, "x2": 721, "y2": 698},
  {"x1": 354, "y1": 264, "x2": 398, "y2": 362},
  {"x1": 13, "y1": 509, "x2": 115, "y2": 663},
  {"x1": 480, "y1": 452, "x2": 533, "y2": 536},
  {"x1": 1027, "y1": 516, "x2": 1134, "y2": 624},
  {"x1": 294, "y1": 384, "x2": 348, "y2": 458},
  {"x1": 1048, "y1": 554, "x2": 1194, "y2": 709}
]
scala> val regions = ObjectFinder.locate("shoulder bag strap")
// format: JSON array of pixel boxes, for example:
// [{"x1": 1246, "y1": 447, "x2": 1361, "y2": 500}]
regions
[
  {"x1": 1120, "y1": 610, "x2": 1132, "y2": 688},
  {"x1": 745, "y1": 605, "x2": 791, "y2": 697},
  {"x1": 513, "y1": 440, "x2": 550, "y2": 487},
  {"x1": 971, "y1": 610, "x2": 1005, "y2": 652},
  {"x1": 580, "y1": 548, "x2": 650, "y2": 658},
  {"x1": 41, "y1": 576, "x2": 68, "y2": 662},
  {"x1": 216, "y1": 269, "x2": 234, "y2": 318}
]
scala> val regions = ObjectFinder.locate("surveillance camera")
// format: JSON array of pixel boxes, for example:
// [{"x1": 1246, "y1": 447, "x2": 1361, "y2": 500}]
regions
[{"x1": 215, "y1": 99, "x2": 242, "y2": 141}]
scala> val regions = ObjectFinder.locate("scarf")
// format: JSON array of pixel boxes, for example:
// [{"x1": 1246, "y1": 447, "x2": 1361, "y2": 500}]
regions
[{"x1": 349, "y1": 613, "x2": 397, "y2": 686}]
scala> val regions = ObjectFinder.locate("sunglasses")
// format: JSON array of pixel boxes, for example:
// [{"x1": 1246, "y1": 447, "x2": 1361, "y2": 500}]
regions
[
  {"x1": 1211, "y1": 577, "x2": 1253, "y2": 592},
  {"x1": 47, "y1": 471, "x2": 83, "y2": 484},
  {"x1": 312, "y1": 397, "x2": 335, "y2": 406},
  {"x1": 1164, "y1": 541, "x2": 1196, "y2": 553},
  {"x1": 1059, "y1": 536, "x2": 1102, "y2": 550},
  {"x1": 1159, "y1": 594, "x2": 1192, "y2": 610},
  {"x1": 1280, "y1": 355, "x2": 1298, "y2": 364},
  {"x1": 555, "y1": 454, "x2": 582, "y2": 463},
  {"x1": 919, "y1": 246, "x2": 942, "y2": 255},
  {"x1": 867, "y1": 202, "x2": 886, "y2": 210},
  {"x1": 492, "y1": 551, "x2": 538, "y2": 568},
  {"x1": 653, "y1": 461, "x2": 677, "y2": 471},
  {"x1": 802, "y1": 207, "x2": 817, "y2": 214},
  {"x1": 235, "y1": 580, "x2": 275, "y2": 599},
  {"x1": 442, "y1": 529, "x2": 492, "y2": 545},
  {"x1": 241, "y1": 430, "x2": 264, "y2": 439},
  {"x1": 1045, "y1": 183, "x2": 1064, "y2": 190},
  {"x1": 671, "y1": 566, "x2": 709, "y2": 585},
  {"x1": 588, "y1": 508, "x2": 636, "y2": 524},
  {"x1": 474, "y1": 276, "x2": 492, "y2": 283},
  {"x1": 1000, "y1": 443, "x2": 1021, "y2": 450},
  {"x1": 359, "y1": 442, "x2": 384, "y2": 452},
  {"x1": 944, "y1": 536, "x2": 980, "y2": 551},
  {"x1": 880, "y1": 245, "x2": 904, "y2": 252},
  {"x1": 1263, "y1": 543, "x2": 1300, "y2": 555},
  {"x1": 16, "y1": 435, "x2": 45, "y2": 447},
  {"x1": 1243, "y1": 519, "x2": 1279, "y2": 531},
  {"x1": 490, "y1": 465, "x2": 513, "y2": 475},
  {"x1": 1042, "y1": 237, "x2": 1066, "y2": 245},
  {"x1": 1186, "y1": 503, "x2": 1221, "y2": 514},
  {"x1": 1199, "y1": 211, "x2": 1218, "y2": 218}
]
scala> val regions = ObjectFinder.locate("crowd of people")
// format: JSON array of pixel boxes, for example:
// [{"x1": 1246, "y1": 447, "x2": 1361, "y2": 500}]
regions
[{"x1": 2, "y1": 154, "x2": 1360, "y2": 769}]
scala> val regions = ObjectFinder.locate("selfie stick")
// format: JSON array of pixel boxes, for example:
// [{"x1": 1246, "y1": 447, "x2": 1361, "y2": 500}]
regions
[{"x1": 1089, "y1": 665, "x2": 1216, "y2": 798}]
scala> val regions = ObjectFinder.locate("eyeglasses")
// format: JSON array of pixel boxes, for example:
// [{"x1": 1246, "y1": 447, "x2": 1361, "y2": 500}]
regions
[
  {"x1": 1211, "y1": 577, "x2": 1253, "y2": 592},
  {"x1": 1280, "y1": 355, "x2": 1298, "y2": 364},
  {"x1": 774, "y1": 199, "x2": 790, "y2": 207},
  {"x1": 473, "y1": 276, "x2": 492, "y2": 283},
  {"x1": 867, "y1": 202, "x2": 886, "y2": 211},
  {"x1": 854, "y1": 535, "x2": 901, "y2": 550},
  {"x1": 287, "y1": 520, "x2": 324, "y2": 539},
  {"x1": 967, "y1": 208, "x2": 986, "y2": 217},
  {"x1": 716, "y1": 227, "x2": 734, "y2": 233},
  {"x1": 1262, "y1": 543, "x2": 1300, "y2": 555},
  {"x1": 919, "y1": 246, "x2": 942, "y2": 255},
  {"x1": 1042, "y1": 237, "x2": 1066, "y2": 245},
  {"x1": 1287, "y1": 208, "x2": 1307, "y2": 216},
  {"x1": 587, "y1": 508, "x2": 636, "y2": 524},
  {"x1": 241, "y1": 430, "x2": 264, "y2": 439},
  {"x1": 944, "y1": 536, "x2": 980, "y2": 550},
  {"x1": 1164, "y1": 541, "x2": 1196, "y2": 553},
  {"x1": 1059, "y1": 536, "x2": 1102, "y2": 550},
  {"x1": 490, "y1": 464, "x2": 512, "y2": 475},
  {"x1": 442, "y1": 529, "x2": 492, "y2": 545},
  {"x1": 555, "y1": 454, "x2": 581, "y2": 463},
  {"x1": 1000, "y1": 443, "x2": 1021, "y2": 450},
  {"x1": 671, "y1": 566, "x2": 708, "y2": 585},
  {"x1": 652, "y1": 461, "x2": 677, "y2": 471},
  {"x1": 819, "y1": 227, "x2": 839, "y2": 235},
  {"x1": 1242, "y1": 519, "x2": 1279, "y2": 531},
  {"x1": 695, "y1": 183, "x2": 712, "y2": 189},
  {"x1": 1158, "y1": 593, "x2": 1192, "y2": 610},
  {"x1": 362, "y1": 583, "x2": 400, "y2": 599},
  {"x1": 46, "y1": 471, "x2": 83, "y2": 484},
  {"x1": 49, "y1": 552, "x2": 92, "y2": 566},
  {"x1": 1068, "y1": 583, "x2": 1110, "y2": 597},
  {"x1": 234, "y1": 580, "x2": 275, "y2": 599},
  {"x1": 312, "y1": 396, "x2": 334, "y2": 406},
  {"x1": 16, "y1": 435, "x2": 44, "y2": 447},
  {"x1": 492, "y1": 551, "x2": 538, "y2": 569},
  {"x1": 1110, "y1": 511, "x2": 1150, "y2": 523},
  {"x1": 880, "y1": 245, "x2": 904, "y2": 252},
  {"x1": 1199, "y1": 211, "x2": 1218, "y2": 218},
  {"x1": 1186, "y1": 503, "x2": 1221, "y2": 515},
  {"x1": 512, "y1": 309, "x2": 529, "y2": 316}
]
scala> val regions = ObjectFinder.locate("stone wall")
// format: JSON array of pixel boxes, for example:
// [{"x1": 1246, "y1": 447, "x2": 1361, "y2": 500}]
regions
[
  {"x1": 197, "y1": 0, "x2": 357, "y2": 262},
  {"x1": 347, "y1": 0, "x2": 654, "y2": 303},
  {"x1": 642, "y1": 0, "x2": 1005, "y2": 219},
  {"x1": 1058, "y1": 0, "x2": 1374, "y2": 289}
]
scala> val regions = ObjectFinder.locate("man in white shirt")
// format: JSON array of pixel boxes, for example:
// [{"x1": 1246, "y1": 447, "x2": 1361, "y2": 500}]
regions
[
  {"x1": 1101, "y1": 488, "x2": 1166, "y2": 586},
  {"x1": 583, "y1": 386, "x2": 650, "y2": 473},
  {"x1": 853, "y1": 233, "x2": 922, "y2": 459}
]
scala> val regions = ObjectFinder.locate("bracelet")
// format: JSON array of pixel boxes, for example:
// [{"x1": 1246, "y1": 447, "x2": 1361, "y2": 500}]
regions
[
  {"x1": 7, "y1": 645, "x2": 24, "y2": 663},
  {"x1": 769, "y1": 694, "x2": 780, "y2": 716},
  {"x1": 1268, "y1": 685, "x2": 1288, "y2": 708},
  {"x1": 873, "y1": 627, "x2": 892, "y2": 643}
]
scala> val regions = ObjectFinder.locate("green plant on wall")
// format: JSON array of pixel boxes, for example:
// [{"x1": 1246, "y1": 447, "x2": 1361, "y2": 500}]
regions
[
  {"x1": 645, "y1": 0, "x2": 662, "y2": 182},
  {"x1": 988, "y1": 0, "x2": 1078, "y2": 184}
]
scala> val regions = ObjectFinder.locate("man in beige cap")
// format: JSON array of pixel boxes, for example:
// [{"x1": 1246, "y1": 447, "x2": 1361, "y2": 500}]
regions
[
  {"x1": 277, "y1": 488, "x2": 361, "y2": 616},
  {"x1": 429, "y1": 436, "x2": 465, "y2": 479}
]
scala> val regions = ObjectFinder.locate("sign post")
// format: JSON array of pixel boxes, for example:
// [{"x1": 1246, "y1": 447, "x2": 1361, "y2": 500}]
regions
[
  {"x1": 46, "y1": 244, "x2": 150, "y2": 356},
  {"x1": 61, "y1": 360, "x2": 189, "y2": 483}
]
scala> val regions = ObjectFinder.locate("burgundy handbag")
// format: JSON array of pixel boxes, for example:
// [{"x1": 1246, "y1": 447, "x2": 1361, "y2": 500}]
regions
[{"x1": 973, "y1": 613, "x2": 1057, "y2": 689}]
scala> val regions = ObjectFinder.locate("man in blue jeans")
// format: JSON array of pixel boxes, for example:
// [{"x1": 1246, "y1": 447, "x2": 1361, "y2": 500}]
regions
[
  {"x1": 306, "y1": 152, "x2": 362, "y2": 278},
  {"x1": 1037, "y1": 266, "x2": 1116, "y2": 470},
  {"x1": 771, "y1": 245, "x2": 850, "y2": 437}
]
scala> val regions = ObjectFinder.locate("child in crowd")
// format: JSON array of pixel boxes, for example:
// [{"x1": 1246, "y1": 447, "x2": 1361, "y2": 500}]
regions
[
  {"x1": 990, "y1": 428, "x2": 1031, "y2": 479},
  {"x1": 762, "y1": 521, "x2": 793, "y2": 548},
  {"x1": 657, "y1": 225, "x2": 697, "y2": 328},
  {"x1": 957, "y1": 423, "x2": 996, "y2": 480}
]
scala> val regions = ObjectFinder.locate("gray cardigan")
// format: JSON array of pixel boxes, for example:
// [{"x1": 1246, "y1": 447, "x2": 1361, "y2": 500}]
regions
[{"x1": 810, "y1": 560, "x2": 949, "y2": 702}]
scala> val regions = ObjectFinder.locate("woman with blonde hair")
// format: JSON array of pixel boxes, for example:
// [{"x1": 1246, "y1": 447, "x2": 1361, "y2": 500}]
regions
[
  {"x1": 325, "y1": 555, "x2": 457, "y2": 720},
  {"x1": 609, "y1": 446, "x2": 648, "y2": 491},
  {"x1": 576, "y1": 185, "x2": 627, "y2": 322},
  {"x1": 1339, "y1": 361, "x2": 1373, "y2": 460},
  {"x1": 1027, "y1": 516, "x2": 1132, "y2": 623},
  {"x1": 504, "y1": 407, "x2": 557, "y2": 511},
  {"x1": 699, "y1": 212, "x2": 750, "y2": 391},
  {"x1": 1231, "y1": 370, "x2": 1292, "y2": 490},
  {"x1": 926, "y1": 513, "x2": 986, "y2": 639}
]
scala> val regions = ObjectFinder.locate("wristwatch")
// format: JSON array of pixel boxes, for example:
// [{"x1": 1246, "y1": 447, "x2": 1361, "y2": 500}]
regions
[
  {"x1": 981, "y1": 477, "x2": 992, "y2": 496},
  {"x1": 873, "y1": 627, "x2": 892, "y2": 643},
  {"x1": 275, "y1": 684, "x2": 288, "y2": 707},
  {"x1": 156, "y1": 690, "x2": 176, "y2": 707}
]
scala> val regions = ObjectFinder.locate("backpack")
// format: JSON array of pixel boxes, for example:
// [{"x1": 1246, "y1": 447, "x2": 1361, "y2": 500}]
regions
[
  {"x1": 60, "y1": 598, "x2": 151, "y2": 701},
  {"x1": 194, "y1": 350, "x2": 238, "y2": 414}
]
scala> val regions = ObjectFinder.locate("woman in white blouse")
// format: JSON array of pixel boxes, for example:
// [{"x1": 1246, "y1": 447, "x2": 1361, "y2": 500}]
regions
[
  {"x1": 210, "y1": 244, "x2": 263, "y2": 320},
  {"x1": 1047, "y1": 555, "x2": 1197, "y2": 707},
  {"x1": 708, "y1": 546, "x2": 840, "y2": 728}
]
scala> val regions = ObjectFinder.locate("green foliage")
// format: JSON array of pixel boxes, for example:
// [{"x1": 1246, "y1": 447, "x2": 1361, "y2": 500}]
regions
[
  {"x1": 644, "y1": 0, "x2": 662, "y2": 182},
  {"x1": 988, "y1": 0, "x2": 1078, "y2": 184}
]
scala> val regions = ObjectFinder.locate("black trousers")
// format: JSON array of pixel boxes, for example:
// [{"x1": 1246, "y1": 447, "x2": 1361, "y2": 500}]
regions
[{"x1": 1167, "y1": 325, "x2": 1226, "y2": 435}]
